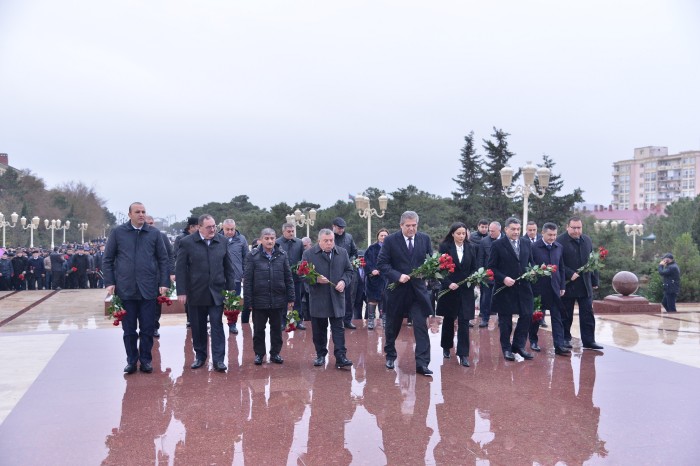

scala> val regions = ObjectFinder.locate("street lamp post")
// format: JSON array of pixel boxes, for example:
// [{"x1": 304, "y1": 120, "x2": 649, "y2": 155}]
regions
[
  {"x1": 285, "y1": 208, "x2": 317, "y2": 238},
  {"x1": 78, "y1": 223, "x2": 89, "y2": 244},
  {"x1": 593, "y1": 220, "x2": 619, "y2": 234},
  {"x1": 58, "y1": 220, "x2": 71, "y2": 245},
  {"x1": 0, "y1": 211, "x2": 19, "y2": 248},
  {"x1": 500, "y1": 161, "x2": 551, "y2": 228},
  {"x1": 625, "y1": 224, "x2": 644, "y2": 259},
  {"x1": 355, "y1": 193, "x2": 388, "y2": 248},
  {"x1": 20, "y1": 216, "x2": 41, "y2": 248},
  {"x1": 44, "y1": 219, "x2": 64, "y2": 249}
]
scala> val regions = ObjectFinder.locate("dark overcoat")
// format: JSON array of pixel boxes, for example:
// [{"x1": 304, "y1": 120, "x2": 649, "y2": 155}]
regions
[
  {"x1": 363, "y1": 241, "x2": 386, "y2": 301},
  {"x1": 658, "y1": 262, "x2": 681, "y2": 295},
  {"x1": 176, "y1": 233, "x2": 235, "y2": 306},
  {"x1": 557, "y1": 232, "x2": 599, "y2": 298},
  {"x1": 435, "y1": 241, "x2": 477, "y2": 320},
  {"x1": 488, "y1": 236, "x2": 534, "y2": 315},
  {"x1": 103, "y1": 222, "x2": 169, "y2": 300},
  {"x1": 531, "y1": 238, "x2": 566, "y2": 310},
  {"x1": 377, "y1": 231, "x2": 433, "y2": 317},
  {"x1": 302, "y1": 244, "x2": 353, "y2": 318}
]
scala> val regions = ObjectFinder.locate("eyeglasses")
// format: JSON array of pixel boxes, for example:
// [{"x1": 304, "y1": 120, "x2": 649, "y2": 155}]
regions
[{"x1": 202, "y1": 225, "x2": 217, "y2": 230}]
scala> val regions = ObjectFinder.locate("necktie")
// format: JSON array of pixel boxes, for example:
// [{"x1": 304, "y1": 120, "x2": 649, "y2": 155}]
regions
[
  {"x1": 512, "y1": 240, "x2": 519, "y2": 255},
  {"x1": 546, "y1": 243, "x2": 552, "y2": 250},
  {"x1": 326, "y1": 251, "x2": 332, "y2": 260},
  {"x1": 408, "y1": 237, "x2": 414, "y2": 255}
]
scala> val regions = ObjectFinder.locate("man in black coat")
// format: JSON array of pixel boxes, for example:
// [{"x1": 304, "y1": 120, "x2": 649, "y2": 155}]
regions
[
  {"x1": 377, "y1": 211, "x2": 434, "y2": 376},
  {"x1": 557, "y1": 216, "x2": 603, "y2": 350},
  {"x1": 146, "y1": 215, "x2": 175, "y2": 338},
  {"x1": 332, "y1": 217, "x2": 359, "y2": 329},
  {"x1": 103, "y1": 202, "x2": 169, "y2": 374},
  {"x1": 177, "y1": 214, "x2": 235, "y2": 372},
  {"x1": 49, "y1": 247, "x2": 65, "y2": 290},
  {"x1": 529, "y1": 222, "x2": 570, "y2": 356},
  {"x1": 488, "y1": 217, "x2": 535, "y2": 361},
  {"x1": 276, "y1": 222, "x2": 306, "y2": 330},
  {"x1": 243, "y1": 228, "x2": 295, "y2": 365},
  {"x1": 476, "y1": 221, "x2": 502, "y2": 327},
  {"x1": 658, "y1": 253, "x2": 681, "y2": 312}
]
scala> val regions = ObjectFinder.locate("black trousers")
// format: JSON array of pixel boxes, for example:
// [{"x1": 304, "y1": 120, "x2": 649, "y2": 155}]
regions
[
  {"x1": 311, "y1": 316, "x2": 346, "y2": 359},
  {"x1": 190, "y1": 304, "x2": 225, "y2": 363},
  {"x1": 252, "y1": 307, "x2": 283, "y2": 356},
  {"x1": 498, "y1": 307, "x2": 531, "y2": 353},
  {"x1": 384, "y1": 301, "x2": 430, "y2": 367},
  {"x1": 440, "y1": 309, "x2": 470, "y2": 357},
  {"x1": 561, "y1": 296, "x2": 596, "y2": 345},
  {"x1": 529, "y1": 292, "x2": 567, "y2": 348}
]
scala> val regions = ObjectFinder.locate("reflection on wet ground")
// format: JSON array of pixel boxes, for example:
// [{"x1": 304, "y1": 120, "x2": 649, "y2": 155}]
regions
[{"x1": 1, "y1": 291, "x2": 699, "y2": 465}]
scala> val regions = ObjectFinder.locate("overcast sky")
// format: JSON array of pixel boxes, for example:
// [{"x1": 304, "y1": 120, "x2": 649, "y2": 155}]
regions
[{"x1": 1, "y1": 1, "x2": 699, "y2": 223}]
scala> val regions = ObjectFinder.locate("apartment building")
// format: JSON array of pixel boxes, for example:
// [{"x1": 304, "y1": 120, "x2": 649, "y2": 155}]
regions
[{"x1": 612, "y1": 146, "x2": 700, "y2": 210}]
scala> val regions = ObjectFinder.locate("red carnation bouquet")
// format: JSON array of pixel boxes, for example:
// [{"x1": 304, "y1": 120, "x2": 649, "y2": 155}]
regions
[
  {"x1": 437, "y1": 267, "x2": 494, "y2": 300},
  {"x1": 284, "y1": 309, "x2": 301, "y2": 333},
  {"x1": 577, "y1": 246, "x2": 608, "y2": 274},
  {"x1": 222, "y1": 290, "x2": 244, "y2": 325},
  {"x1": 293, "y1": 260, "x2": 335, "y2": 287},
  {"x1": 107, "y1": 294, "x2": 127, "y2": 327},
  {"x1": 157, "y1": 283, "x2": 175, "y2": 306},
  {"x1": 494, "y1": 263, "x2": 558, "y2": 296},
  {"x1": 387, "y1": 253, "x2": 455, "y2": 291},
  {"x1": 352, "y1": 257, "x2": 366, "y2": 270}
]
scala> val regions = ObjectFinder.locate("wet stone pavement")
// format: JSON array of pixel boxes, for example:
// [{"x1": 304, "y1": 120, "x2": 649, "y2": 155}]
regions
[{"x1": 1, "y1": 290, "x2": 699, "y2": 465}]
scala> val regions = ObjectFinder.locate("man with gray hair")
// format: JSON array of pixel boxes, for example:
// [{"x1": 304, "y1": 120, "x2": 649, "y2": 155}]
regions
[
  {"x1": 378, "y1": 211, "x2": 434, "y2": 376},
  {"x1": 221, "y1": 218, "x2": 248, "y2": 333},
  {"x1": 302, "y1": 228, "x2": 354, "y2": 369}
]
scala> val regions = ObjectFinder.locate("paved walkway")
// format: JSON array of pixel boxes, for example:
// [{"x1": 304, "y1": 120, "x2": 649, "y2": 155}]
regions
[{"x1": 1, "y1": 290, "x2": 699, "y2": 465}]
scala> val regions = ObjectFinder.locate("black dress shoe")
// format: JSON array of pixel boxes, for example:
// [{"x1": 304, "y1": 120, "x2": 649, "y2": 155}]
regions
[
  {"x1": 539, "y1": 321, "x2": 548, "y2": 328},
  {"x1": 213, "y1": 361, "x2": 227, "y2": 372},
  {"x1": 503, "y1": 351, "x2": 516, "y2": 361},
  {"x1": 313, "y1": 356, "x2": 325, "y2": 366},
  {"x1": 254, "y1": 354, "x2": 263, "y2": 365},
  {"x1": 530, "y1": 343, "x2": 541, "y2": 352},
  {"x1": 514, "y1": 348, "x2": 534, "y2": 360},
  {"x1": 140, "y1": 362, "x2": 153, "y2": 373},
  {"x1": 563, "y1": 340, "x2": 573, "y2": 349},
  {"x1": 479, "y1": 321, "x2": 489, "y2": 328},
  {"x1": 583, "y1": 342, "x2": 604, "y2": 350},
  {"x1": 296, "y1": 322, "x2": 306, "y2": 330},
  {"x1": 186, "y1": 322, "x2": 191, "y2": 328},
  {"x1": 406, "y1": 320, "x2": 413, "y2": 327},
  {"x1": 153, "y1": 330, "x2": 160, "y2": 338},
  {"x1": 385, "y1": 358, "x2": 395, "y2": 369},
  {"x1": 555, "y1": 346, "x2": 572, "y2": 355},
  {"x1": 367, "y1": 319, "x2": 375, "y2": 330},
  {"x1": 229, "y1": 324, "x2": 238, "y2": 334},
  {"x1": 443, "y1": 349, "x2": 451, "y2": 359},
  {"x1": 468, "y1": 321, "x2": 474, "y2": 328},
  {"x1": 191, "y1": 359, "x2": 205, "y2": 369},
  {"x1": 457, "y1": 356, "x2": 470, "y2": 367},
  {"x1": 416, "y1": 366, "x2": 433, "y2": 376},
  {"x1": 270, "y1": 354, "x2": 284, "y2": 364},
  {"x1": 336, "y1": 356, "x2": 353, "y2": 369},
  {"x1": 344, "y1": 322, "x2": 357, "y2": 330},
  {"x1": 124, "y1": 363, "x2": 137, "y2": 374}
]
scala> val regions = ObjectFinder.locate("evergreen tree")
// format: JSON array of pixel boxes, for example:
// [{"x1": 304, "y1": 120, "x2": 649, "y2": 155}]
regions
[
  {"x1": 451, "y1": 131, "x2": 484, "y2": 226},
  {"x1": 480, "y1": 127, "x2": 519, "y2": 223},
  {"x1": 673, "y1": 233, "x2": 700, "y2": 302}
]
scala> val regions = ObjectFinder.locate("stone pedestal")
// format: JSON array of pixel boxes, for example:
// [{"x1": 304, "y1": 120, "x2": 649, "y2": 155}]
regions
[{"x1": 592, "y1": 270, "x2": 662, "y2": 314}]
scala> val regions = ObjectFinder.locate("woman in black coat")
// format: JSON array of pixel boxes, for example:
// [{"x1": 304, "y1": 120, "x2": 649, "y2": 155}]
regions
[
  {"x1": 435, "y1": 222, "x2": 477, "y2": 367},
  {"x1": 363, "y1": 228, "x2": 389, "y2": 329}
]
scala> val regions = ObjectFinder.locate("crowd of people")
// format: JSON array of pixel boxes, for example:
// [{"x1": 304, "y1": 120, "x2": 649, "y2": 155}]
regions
[{"x1": 0, "y1": 241, "x2": 107, "y2": 291}]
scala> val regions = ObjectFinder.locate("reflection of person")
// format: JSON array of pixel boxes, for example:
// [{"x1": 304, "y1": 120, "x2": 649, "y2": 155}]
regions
[
  {"x1": 176, "y1": 214, "x2": 235, "y2": 372},
  {"x1": 103, "y1": 202, "x2": 169, "y2": 374},
  {"x1": 243, "y1": 228, "x2": 295, "y2": 365},
  {"x1": 488, "y1": 217, "x2": 535, "y2": 361},
  {"x1": 436, "y1": 222, "x2": 477, "y2": 367},
  {"x1": 558, "y1": 216, "x2": 603, "y2": 350},
  {"x1": 529, "y1": 222, "x2": 570, "y2": 355},
  {"x1": 302, "y1": 228, "x2": 354, "y2": 368},
  {"x1": 378, "y1": 211, "x2": 434, "y2": 376},
  {"x1": 363, "y1": 228, "x2": 389, "y2": 329},
  {"x1": 658, "y1": 253, "x2": 680, "y2": 313}
]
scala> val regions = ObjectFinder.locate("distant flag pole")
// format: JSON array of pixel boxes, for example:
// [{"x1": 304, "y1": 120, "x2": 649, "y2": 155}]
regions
[{"x1": 348, "y1": 193, "x2": 355, "y2": 201}]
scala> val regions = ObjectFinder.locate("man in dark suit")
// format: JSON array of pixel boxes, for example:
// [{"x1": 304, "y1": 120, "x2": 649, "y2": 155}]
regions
[
  {"x1": 524, "y1": 221, "x2": 543, "y2": 244},
  {"x1": 177, "y1": 214, "x2": 236, "y2": 372},
  {"x1": 557, "y1": 216, "x2": 603, "y2": 350},
  {"x1": 488, "y1": 217, "x2": 535, "y2": 361},
  {"x1": 103, "y1": 202, "x2": 169, "y2": 374},
  {"x1": 146, "y1": 215, "x2": 175, "y2": 338},
  {"x1": 476, "y1": 221, "x2": 502, "y2": 327},
  {"x1": 529, "y1": 222, "x2": 570, "y2": 356},
  {"x1": 377, "y1": 211, "x2": 434, "y2": 376},
  {"x1": 658, "y1": 253, "x2": 681, "y2": 312}
]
